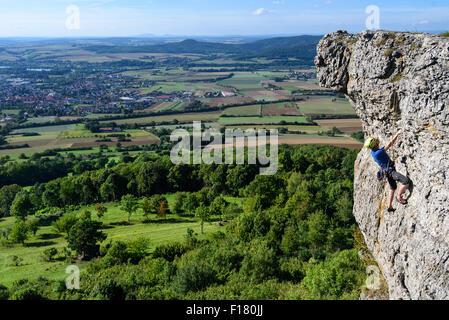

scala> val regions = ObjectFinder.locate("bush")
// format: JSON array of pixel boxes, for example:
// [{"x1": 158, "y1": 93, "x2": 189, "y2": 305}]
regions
[
  {"x1": 152, "y1": 242, "x2": 187, "y2": 262},
  {"x1": 91, "y1": 279, "x2": 125, "y2": 300},
  {"x1": 41, "y1": 248, "x2": 58, "y2": 262},
  {"x1": 8, "y1": 255, "x2": 23, "y2": 266},
  {"x1": 232, "y1": 210, "x2": 271, "y2": 242},
  {"x1": 0, "y1": 284, "x2": 8, "y2": 300},
  {"x1": 26, "y1": 218, "x2": 40, "y2": 236},
  {"x1": 0, "y1": 227, "x2": 11, "y2": 240},
  {"x1": 306, "y1": 211, "x2": 329, "y2": 250},
  {"x1": 171, "y1": 192, "x2": 187, "y2": 215},
  {"x1": 210, "y1": 245, "x2": 243, "y2": 281},
  {"x1": 300, "y1": 249, "x2": 365, "y2": 300},
  {"x1": 279, "y1": 257, "x2": 306, "y2": 283},
  {"x1": 52, "y1": 212, "x2": 78, "y2": 236},
  {"x1": 10, "y1": 287, "x2": 43, "y2": 300},
  {"x1": 239, "y1": 240, "x2": 279, "y2": 283},
  {"x1": 239, "y1": 279, "x2": 284, "y2": 300},
  {"x1": 171, "y1": 261, "x2": 219, "y2": 296},
  {"x1": 127, "y1": 237, "x2": 150, "y2": 263},
  {"x1": 350, "y1": 131, "x2": 364, "y2": 142},
  {"x1": 9, "y1": 221, "x2": 30, "y2": 245}
]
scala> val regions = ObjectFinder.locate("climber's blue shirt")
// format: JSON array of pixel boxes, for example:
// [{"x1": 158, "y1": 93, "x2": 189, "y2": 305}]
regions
[{"x1": 371, "y1": 147, "x2": 392, "y2": 168}]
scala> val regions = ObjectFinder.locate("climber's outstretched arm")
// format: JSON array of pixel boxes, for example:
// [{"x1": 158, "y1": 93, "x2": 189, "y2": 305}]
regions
[{"x1": 385, "y1": 129, "x2": 402, "y2": 151}]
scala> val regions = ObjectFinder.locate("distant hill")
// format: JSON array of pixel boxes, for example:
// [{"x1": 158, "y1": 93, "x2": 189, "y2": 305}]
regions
[{"x1": 84, "y1": 35, "x2": 322, "y2": 64}]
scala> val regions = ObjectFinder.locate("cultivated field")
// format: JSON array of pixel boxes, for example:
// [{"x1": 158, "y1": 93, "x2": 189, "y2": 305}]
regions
[
  {"x1": 58, "y1": 129, "x2": 152, "y2": 139},
  {"x1": 11, "y1": 124, "x2": 81, "y2": 134},
  {"x1": 1, "y1": 128, "x2": 160, "y2": 156},
  {"x1": 281, "y1": 79, "x2": 326, "y2": 91},
  {"x1": 222, "y1": 105, "x2": 261, "y2": 116},
  {"x1": 279, "y1": 134, "x2": 363, "y2": 149},
  {"x1": 261, "y1": 102, "x2": 302, "y2": 116},
  {"x1": 103, "y1": 111, "x2": 222, "y2": 125},
  {"x1": 315, "y1": 118, "x2": 363, "y2": 134},
  {"x1": 218, "y1": 115, "x2": 309, "y2": 125},
  {"x1": 206, "y1": 97, "x2": 255, "y2": 107},
  {"x1": 223, "y1": 124, "x2": 323, "y2": 133},
  {"x1": 297, "y1": 97, "x2": 355, "y2": 115}
]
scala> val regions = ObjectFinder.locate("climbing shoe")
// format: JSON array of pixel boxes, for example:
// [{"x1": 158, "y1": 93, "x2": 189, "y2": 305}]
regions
[
  {"x1": 396, "y1": 197, "x2": 407, "y2": 205},
  {"x1": 387, "y1": 207, "x2": 396, "y2": 213}
]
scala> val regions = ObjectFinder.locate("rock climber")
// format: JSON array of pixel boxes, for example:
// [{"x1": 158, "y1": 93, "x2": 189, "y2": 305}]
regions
[{"x1": 364, "y1": 130, "x2": 410, "y2": 212}]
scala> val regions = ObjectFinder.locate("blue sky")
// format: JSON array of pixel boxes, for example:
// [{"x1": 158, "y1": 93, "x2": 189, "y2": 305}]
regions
[{"x1": 0, "y1": 0, "x2": 448, "y2": 37}]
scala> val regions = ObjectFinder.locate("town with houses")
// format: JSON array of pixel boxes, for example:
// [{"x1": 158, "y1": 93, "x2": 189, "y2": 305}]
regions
[{"x1": 0, "y1": 71, "x2": 238, "y2": 123}]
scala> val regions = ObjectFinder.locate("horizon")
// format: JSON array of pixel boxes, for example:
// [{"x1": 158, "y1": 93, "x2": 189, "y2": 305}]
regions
[
  {"x1": 0, "y1": 29, "x2": 446, "y2": 41},
  {"x1": 0, "y1": 0, "x2": 448, "y2": 38}
]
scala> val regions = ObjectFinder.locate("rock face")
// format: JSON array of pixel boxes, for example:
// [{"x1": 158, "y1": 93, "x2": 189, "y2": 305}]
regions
[{"x1": 315, "y1": 30, "x2": 449, "y2": 300}]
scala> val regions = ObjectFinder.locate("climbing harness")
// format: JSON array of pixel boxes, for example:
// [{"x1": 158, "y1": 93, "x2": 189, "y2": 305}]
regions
[{"x1": 376, "y1": 159, "x2": 393, "y2": 182}]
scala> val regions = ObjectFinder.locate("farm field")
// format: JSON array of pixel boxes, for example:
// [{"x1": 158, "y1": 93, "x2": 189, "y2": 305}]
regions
[
  {"x1": 218, "y1": 115, "x2": 309, "y2": 125},
  {"x1": 315, "y1": 118, "x2": 363, "y2": 134},
  {"x1": 66, "y1": 135, "x2": 159, "y2": 149},
  {"x1": 6, "y1": 133, "x2": 59, "y2": 142},
  {"x1": 2, "y1": 109, "x2": 21, "y2": 115},
  {"x1": 56, "y1": 148, "x2": 150, "y2": 159},
  {"x1": 222, "y1": 105, "x2": 261, "y2": 116},
  {"x1": 1, "y1": 137, "x2": 74, "y2": 156},
  {"x1": 152, "y1": 101, "x2": 189, "y2": 112},
  {"x1": 104, "y1": 111, "x2": 222, "y2": 125},
  {"x1": 280, "y1": 79, "x2": 326, "y2": 91},
  {"x1": 223, "y1": 124, "x2": 323, "y2": 133},
  {"x1": 205, "y1": 96, "x2": 255, "y2": 107},
  {"x1": 11, "y1": 124, "x2": 81, "y2": 134},
  {"x1": 242, "y1": 89, "x2": 292, "y2": 101},
  {"x1": 261, "y1": 102, "x2": 302, "y2": 116},
  {"x1": 24, "y1": 116, "x2": 58, "y2": 124},
  {"x1": 297, "y1": 97, "x2": 356, "y2": 115},
  {"x1": 199, "y1": 132, "x2": 360, "y2": 150},
  {"x1": 0, "y1": 198, "x2": 230, "y2": 287},
  {"x1": 0, "y1": 128, "x2": 160, "y2": 157},
  {"x1": 58, "y1": 129, "x2": 152, "y2": 139},
  {"x1": 218, "y1": 79, "x2": 263, "y2": 90},
  {"x1": 278, "y1": 133, "x2": 363, "y2": 149}
]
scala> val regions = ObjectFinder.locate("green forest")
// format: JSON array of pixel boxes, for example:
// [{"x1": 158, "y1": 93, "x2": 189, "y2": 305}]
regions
[{"x1": 0, "y1": 144, "x2": 370, "y2": 300}]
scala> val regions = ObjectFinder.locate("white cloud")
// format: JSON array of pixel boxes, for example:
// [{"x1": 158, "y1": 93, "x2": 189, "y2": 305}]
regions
[
  {"x1": 419, "y1": 20, "x2": 429, "y2": 24},
  {"x1": 253, "y1": 8, "x2": 267, "y2": 16}
]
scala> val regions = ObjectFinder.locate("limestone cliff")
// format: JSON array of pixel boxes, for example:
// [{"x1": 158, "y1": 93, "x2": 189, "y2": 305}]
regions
[{"x1": 315, "y1": 30, "x2": 449, "y2": 300}]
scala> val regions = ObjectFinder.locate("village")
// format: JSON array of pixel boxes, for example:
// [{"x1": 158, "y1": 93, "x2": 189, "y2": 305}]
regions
[{"x1": 0, "y1": 63, "x2": 240, "y2": 124}]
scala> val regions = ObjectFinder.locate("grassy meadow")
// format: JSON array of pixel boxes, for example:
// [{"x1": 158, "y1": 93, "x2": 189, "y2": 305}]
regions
[{"x1": 0, "y1": 195, "x2": 242, "y2": 287}]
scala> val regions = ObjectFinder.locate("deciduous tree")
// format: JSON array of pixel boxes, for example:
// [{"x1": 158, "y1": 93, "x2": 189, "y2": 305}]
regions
[
  {"x1": 120, "y1": 194, "x2": 139, "y2": 223},
  {"x1": 10, "y1": 191, "x2": 34, "y2": 221},
  {"x1": 67, "y1": 219, "x2": 106, "y2": 260},
  {"x1": 94, "y1": 203, "x2": 108, "y2": 219}
]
